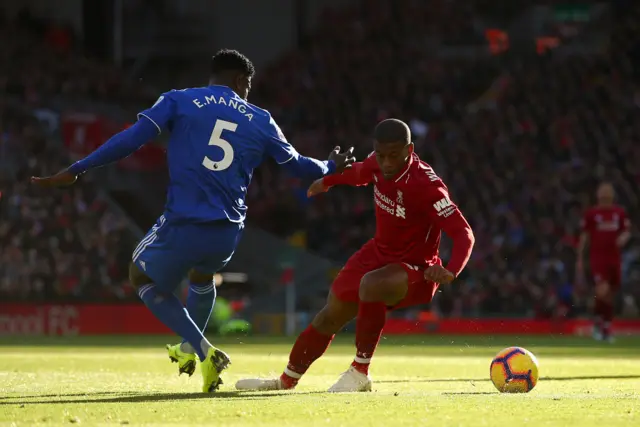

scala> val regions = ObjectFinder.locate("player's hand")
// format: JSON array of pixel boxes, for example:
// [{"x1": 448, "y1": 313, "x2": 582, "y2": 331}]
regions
[
  {"x1": 307, "y1": 178, "x2": 329, "y2": 197},
  {"x1": 595, "y1": 281, "x2": 610, "y2": 298},
  {"x1": 424, "y1": 265, "x2": 455, "y2": 284},
  {"x1": 328, "y1": 146, "x2": 355, "y2": 173},
  {"x1": 30, "y1": 169, "x2": 77, "y2": 188}
]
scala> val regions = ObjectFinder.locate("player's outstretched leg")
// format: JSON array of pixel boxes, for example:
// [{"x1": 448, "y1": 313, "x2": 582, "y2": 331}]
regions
[
  {"x1": 236, "y1": 292, "x2": 357, "y2": 391},
  {"x1": 329, "y1": 264, "x2": 409, "y2": 393},
  {"x1": 130, "y1": 263, "x2": 229, "y2": 392},
  {"x1": 167, "y1": 270, "x2": 218, "y2": 376}
]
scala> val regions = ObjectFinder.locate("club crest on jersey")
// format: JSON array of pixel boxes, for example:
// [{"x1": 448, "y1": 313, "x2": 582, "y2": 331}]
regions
[{"x1": 396, "y1": 190, "x2": 403, "y2": 205}]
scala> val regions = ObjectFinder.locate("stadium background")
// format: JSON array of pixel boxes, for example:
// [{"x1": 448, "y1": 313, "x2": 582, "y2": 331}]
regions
[{"x1": 1, "y1": 0, "x2": 640, "y2": 337}]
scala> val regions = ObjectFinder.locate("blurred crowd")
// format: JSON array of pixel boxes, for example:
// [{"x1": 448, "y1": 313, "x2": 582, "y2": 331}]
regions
[
  {"x1": 247, "y1": 0, "x2": 640, "y2": 318},
  {"x1": 2, "y1": 1, "x2": 639, "y2": 318},
  {"x1": 0, "y1": 105, "x2": 136, "y2": 302},
  {"x1": 0, "y1": 7, "x2": 154, "y2": 109}
]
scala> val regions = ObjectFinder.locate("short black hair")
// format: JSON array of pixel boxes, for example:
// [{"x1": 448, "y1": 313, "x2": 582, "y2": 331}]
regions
[
  {"x1": 211, "y1": 49, "x2": 255, "y2": 78},
  {"x1": 374, "y1": 118, "x2": 411, "y2": 144}
]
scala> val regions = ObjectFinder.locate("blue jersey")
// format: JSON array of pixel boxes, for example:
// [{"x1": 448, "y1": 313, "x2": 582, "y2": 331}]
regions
[{"x1": 137, "y1": 85, "x2": 328, "y2": 224}]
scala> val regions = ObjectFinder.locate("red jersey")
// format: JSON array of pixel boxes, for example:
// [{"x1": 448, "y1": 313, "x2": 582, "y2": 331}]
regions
[
  {"x1": 581, "y1": 205, "x2": 630, "y2": 260},
  {"x1": 323, "y1": 152, "x2": 474, "y2": 277}
]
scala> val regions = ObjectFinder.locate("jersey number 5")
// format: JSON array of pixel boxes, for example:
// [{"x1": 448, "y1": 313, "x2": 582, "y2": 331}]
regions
[{"x1": 203, "y1": 119, "x2": 237, "y2": 171}]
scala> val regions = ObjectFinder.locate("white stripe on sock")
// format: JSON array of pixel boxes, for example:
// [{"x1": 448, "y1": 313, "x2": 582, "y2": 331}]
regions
[
  {"x1": 354, "y1": 356, "x2": 371, "y2": 364},
  {"x1": 191, "y1": 284, "x2": 215, "y2": 295},
  {"x1": 138, "y1": 284, "x2": 155, "y2": 299},
  {"x1": 283, "y1": 367, "x2": 302, "y2": 379}
]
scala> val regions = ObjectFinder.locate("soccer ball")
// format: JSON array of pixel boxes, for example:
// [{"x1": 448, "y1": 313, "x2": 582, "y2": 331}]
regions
[{"x1": 490, "y1": 347, "x2": 539, "y2": 393}]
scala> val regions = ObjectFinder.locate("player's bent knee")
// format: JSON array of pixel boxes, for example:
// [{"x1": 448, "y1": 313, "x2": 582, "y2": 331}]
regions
[
  {"x1": 128, "y1": 262, "x2": 153, "y2": 290},
  {"x1": 358, "y1": 273, "x2": 380, "y2": 302},
  {"x1": 359, "y1": 268, "x2": 407, "y2": 305}
]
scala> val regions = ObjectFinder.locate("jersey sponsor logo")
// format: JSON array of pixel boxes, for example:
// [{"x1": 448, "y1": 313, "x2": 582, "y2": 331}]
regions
[
  {"x1": 433, "y1": 197, "x2": 451, "y2": 212},
  {"x1": 423, "y1": 165, "x2": 439, "y2": 182},
  {"x1": 594, "y1": 214, "x2": 620, "y2": 231},
  {"x1": 596, "y1": 221, "x2": 620, "y2": 232},
  {"x1": 374, "y1": 185, "x2": 406, "y2": 220},
  {"x1": 433, "y1": 197, "x2": 455, "y2": 217}
]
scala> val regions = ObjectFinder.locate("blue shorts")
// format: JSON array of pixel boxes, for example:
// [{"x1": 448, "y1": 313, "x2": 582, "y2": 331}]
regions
[{"x1": 132, "y1": 215, "x2": 244, "y2": 292}]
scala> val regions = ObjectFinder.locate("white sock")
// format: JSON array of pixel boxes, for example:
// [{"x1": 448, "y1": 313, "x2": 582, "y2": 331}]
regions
[
  {"x1": 180, "y1": 342, "x2": 195, "y2": 354},
  {"x1": 180, "y1": 339, "x2": 212, "y2": 357},
  {"x1": 200, "y1": 338, "x2": 213, "y2": 357}
]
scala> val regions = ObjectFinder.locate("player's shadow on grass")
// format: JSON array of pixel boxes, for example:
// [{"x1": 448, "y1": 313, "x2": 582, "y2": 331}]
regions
[
  {"x1": 378, "y1": 374, "x2": 640, "y2": 384},
  {"x1": 0, "y1": 390, "x2": 326, "y2": 405},
  {"x1": 0, "y1": 391, "x2": 129, "y2": 401},
  {"x1": 442, "y1": 392, "x2": 494, "y2": 395}
]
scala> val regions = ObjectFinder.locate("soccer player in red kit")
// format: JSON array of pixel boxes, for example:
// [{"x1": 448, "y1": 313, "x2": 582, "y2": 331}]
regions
[
  {"x1": 576, "y1": 182, "x2": 631, "y2": 343},
  {"x1": 236, "y1": 119, "x2": 475, "y2": 392}
]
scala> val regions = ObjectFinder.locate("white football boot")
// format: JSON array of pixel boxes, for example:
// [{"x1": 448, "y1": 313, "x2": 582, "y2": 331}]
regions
[
  {"x1": 235, "y1": 377, "x2": 284, "y2": 391},
  {"x1": 328, "y1": 366, "x2": 372, "y2": 392}
]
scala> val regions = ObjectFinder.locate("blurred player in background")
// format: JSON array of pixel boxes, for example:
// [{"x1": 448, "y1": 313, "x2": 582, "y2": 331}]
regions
[
  {"x1": 237, "y1": 119, "x2": 475, "y2": 392},
  {"x1": 576, "y1": 182, "x2": 631, "y2": 343},
  {"x1": 31, "y1": 49, "x2": 355, "y2": 392}
]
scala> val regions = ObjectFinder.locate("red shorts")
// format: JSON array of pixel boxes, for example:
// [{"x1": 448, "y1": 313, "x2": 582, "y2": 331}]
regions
[
  {"x1": 331, "y1": 240, "x2": 440, "y2": 310},
  {"x1": 590, "y1": 258, "x2": 622, "y2": 290}
]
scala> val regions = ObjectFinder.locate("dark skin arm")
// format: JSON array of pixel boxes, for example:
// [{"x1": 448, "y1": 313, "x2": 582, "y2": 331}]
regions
[
  {"x1": 31, "y1": 169, "x2": 77, "y2": 188},
  {"x1": 32, "y1": 146, "x2": 354, "y2": 189}
]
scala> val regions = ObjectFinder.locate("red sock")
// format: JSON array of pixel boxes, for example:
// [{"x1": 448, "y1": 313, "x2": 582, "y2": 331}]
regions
[
  {"x1": 601, "y1": 301, "x2": 614, "y2": 323},
  {"x1": 352, "y1": 301, "x2": 387, "y2": 376},
  {"x1": 280, "y1": 324, "x2": 334, "y2": 389},
  {"x1": 594, "y1": 298, "x2": 614, "y2": 321}
]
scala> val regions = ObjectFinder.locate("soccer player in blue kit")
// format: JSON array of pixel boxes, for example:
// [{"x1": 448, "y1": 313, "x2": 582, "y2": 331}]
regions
[{"x1": 31, "y1": 49, "x2": 355, "y2": 392}]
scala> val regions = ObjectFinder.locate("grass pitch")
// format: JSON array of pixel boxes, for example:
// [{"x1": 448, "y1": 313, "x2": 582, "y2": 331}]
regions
[{"x1": 1, "y1": 335, "x2": 639, "y2": 426}]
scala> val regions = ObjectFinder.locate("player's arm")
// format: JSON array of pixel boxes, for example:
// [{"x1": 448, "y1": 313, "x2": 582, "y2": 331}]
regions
[
  {"x1": 617, "y1": 212, "x2": 631, "y2": 248},
  {"x1": 576, "y1": 232, "x2": 589, "y2": 264},
  {"x1": 264, "y1": 117, "x2": 354, "y2": 180},
  {"x1": 31, "y1": 94, "x2": 175, "y2": 187},
  {"x1": 307, "y1": 155, "x2": 375, "y2": 197},
  {"x1": 424, "y1": 187, "x2": 475, "y2": 283}
]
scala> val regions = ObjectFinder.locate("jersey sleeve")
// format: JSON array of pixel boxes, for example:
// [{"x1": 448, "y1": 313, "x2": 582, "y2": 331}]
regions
[
  {"x1": 621, "y1": 208, "x2": 631, "y2": 231},
  {"x1": 580, "y1": 210, "x2": 593, "y2": 234},
  {"x1": 423, "y1": 185, "x2": 474, "y2": 277},
  {"x1": 323, "y1": 153, "x2": 376, "y2": 187},
  {"x1": 263, "y1": 116, "x2": 296, "y2": 164},
  {"x1": 262, "y1": 116, "x2": 335, "y2": 178},
  {"x1": 137, "y1": 91, "x2": 177, "y2": 135}
]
